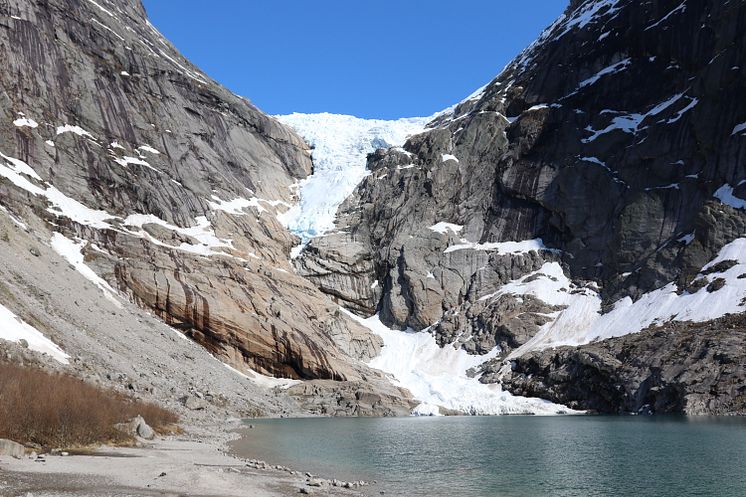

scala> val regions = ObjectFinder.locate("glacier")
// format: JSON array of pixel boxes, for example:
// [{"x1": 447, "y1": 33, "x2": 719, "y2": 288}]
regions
[{"x1": 275, "y1": 112, "x2": 432, "y2": 252}]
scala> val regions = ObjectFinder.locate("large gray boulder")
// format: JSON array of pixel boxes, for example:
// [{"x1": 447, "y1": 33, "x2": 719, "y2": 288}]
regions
[{"x1": 0, "y1": 439, "x2": 26, "y2": 458}]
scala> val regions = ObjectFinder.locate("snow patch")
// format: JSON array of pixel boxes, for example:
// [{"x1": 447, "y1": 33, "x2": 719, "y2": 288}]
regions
[
  {"x1": 0, "y1": 204, "x2": 28, "y2": 230},
  {"x1": 578, "y1": 58, "x2": 631, "y2": 89},
  {"x1": 56, "y1": 124, "x2": 94, "y2": 139},
  {"x1": 50, "y1": 233, "x2": 122, "y2": 307},
  {"x1": 506, "y1": 242, "x2": 746, "y2": 358},
  {"x1": 222, "y1": 362, "x2": 300, "y2": 390},
  {"x1": 113, "y1": 155, "x2": 162, "y2": 174},
  {"x1": 429, "y1": 222, "x2": 464, "y2": 235},
  {"x1": 0, "y1": 303, "x2": 69, "y2": 364},
  {"x1": 445, "y1": 238, "x2": 552, "y2": 255},
  {"x1": 210, "y1": 195, "x2": 288, "y2": 216},
  {"x1": 714, "y1": 184, "x2": 746, "y2": 210},
  {"x1": 346, "y1": 310, "x2": 576, "y2": 416},
  {"x1": 732, "y1": 122, "x2": 746, "y2": 136},
  {"x1": 123, "y1": 214, "x2": 233, "y2": 257},
  {"x1": 555, "y1": 0, "x2": 623, "y2": 40},
  {"x1": 582, "y1": 93, "x2": 689, "y2": 142},
  {"x1": 645, "y1": 1, "x2": 687, "y2": 31},
  {"x1": 678, "y1": 232, "x2": 695, "y2": 245},
  {"x1": 137, "y1": 145, "x2": 161, "y2": 155},
  {"x1": 13, "y1": 117, "x2": 39, "y2": 129}
]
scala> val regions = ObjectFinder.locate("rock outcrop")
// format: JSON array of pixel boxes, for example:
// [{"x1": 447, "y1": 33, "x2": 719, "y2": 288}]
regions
[{"x1": 500, "y1": 313, "x2": 746, "y2": 415}]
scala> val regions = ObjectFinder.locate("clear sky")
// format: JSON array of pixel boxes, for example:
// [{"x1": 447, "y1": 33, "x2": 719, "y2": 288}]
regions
[{"x1": 142, "y1": 1, "x2": 568, "y2": 120}]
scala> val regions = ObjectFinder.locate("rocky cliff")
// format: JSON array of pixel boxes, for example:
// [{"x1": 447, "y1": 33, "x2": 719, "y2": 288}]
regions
[
  {"x1": 0, "y1": 0, "x2": 412, "y2": 416},
  {"x1": 501, "y1": 313, "x2": 746, "y2": 415},
  {"x1": 299, "y1": 0, "x2": 746, "y2": 414}
]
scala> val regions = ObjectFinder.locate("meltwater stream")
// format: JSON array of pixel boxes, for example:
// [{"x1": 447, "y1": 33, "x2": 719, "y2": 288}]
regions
[{"x1": 230, "y1": 416, "x2": 746, "y2": 497}]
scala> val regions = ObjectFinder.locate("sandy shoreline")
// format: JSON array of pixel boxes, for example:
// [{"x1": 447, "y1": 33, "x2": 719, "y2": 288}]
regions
[{"x1": 0, "y1": 423, "x2": 374, "y2": 497}]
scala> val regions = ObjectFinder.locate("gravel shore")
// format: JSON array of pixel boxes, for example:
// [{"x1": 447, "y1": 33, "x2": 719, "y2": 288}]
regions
[{"x1": 0, "y1": 424, "x2": 373, "y2": 497}]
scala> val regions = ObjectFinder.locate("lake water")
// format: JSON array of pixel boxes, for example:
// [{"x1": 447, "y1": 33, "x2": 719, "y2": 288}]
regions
[{"x1": 230, "y1": 416, "x2": 746, "y2": 497}]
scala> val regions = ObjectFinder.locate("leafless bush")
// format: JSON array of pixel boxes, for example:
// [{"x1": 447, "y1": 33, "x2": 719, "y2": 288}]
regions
[{"x1": 0, "y1": 363, "x2": 178, "y2": 449}]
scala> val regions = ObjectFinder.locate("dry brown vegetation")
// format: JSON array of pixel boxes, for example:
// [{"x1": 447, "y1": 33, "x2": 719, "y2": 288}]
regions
[{"x1": 0, "y1": 363, "x2": 178, "y2": 449}]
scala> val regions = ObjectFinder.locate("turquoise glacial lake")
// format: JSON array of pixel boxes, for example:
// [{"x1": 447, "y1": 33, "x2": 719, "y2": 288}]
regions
[{"x1": 231, "y1": 416, "x2": 746, "y2": 497}]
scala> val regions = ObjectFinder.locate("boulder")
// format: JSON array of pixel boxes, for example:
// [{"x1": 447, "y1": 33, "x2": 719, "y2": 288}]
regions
[
  {"x1": 183, "y1": 395, "x2": 208, "y2": 411},
  {"x1": 0, "y1": 439, "x2": 26, "y2": 458},
  {"x1": 117, "y1": 415, "x2": 155, "y2": 440},
  {"x1": 135, "y1": 417, "x2": 155, "y2": 440}
]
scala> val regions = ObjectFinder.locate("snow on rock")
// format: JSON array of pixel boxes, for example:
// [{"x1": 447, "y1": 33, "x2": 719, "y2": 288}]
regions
[
  {"x1": 1, "y1": 148, "x2": 237, "y2": 258},
  {"x1": 502, "y1": 241, "x2": 746, "y2": 358},
  {"x1": 554, "y1": 0, "x2": 623, "y2": 41},
  {"x1": 13, "y1": 116, "x2": 39, "y2": 129},
  {"x1": 441, "y1": 154, "x2": 460, "y2": 163},
  {"x1": 1, "y1": 152, "x2": 42, "y2": 180},
  {"x1": 137, "y1": 145, "x2": 161, "y2": 155},
  {"x1": 50, "y1": 232, "x2": 122, "y2": 308},
  {"x1": 0, "y1": 205, "x2": 28, "y2": 230},
  {"x1": 678, "y1": 232, "x2": 695, "y2": 245},
  {"x1": 83, "y1": 0, "x2": 116, "y2": 18},
  {"x1": 578, "y1": 58, "x2": 631, "y2": 89},
  {"x1": 714, "y1": 184, "x2": 746, "y2": 210},
  {"x1": 444, "y1": 238, "x2": 553, "y2": 255},
  {"x1": 582, "y1": 92, "x2": 689, "y2": 142},
  {"x1": 345, "y1": 310, "x2": 577, "y2": 416},
  {"x1": 56, "y1": 124, "x2": 95, "y2": 139},
  {"x1": 478, "y1": 262, "x2": 594, "y2": 305},
  {"x1": 275, "y1": 112, "x2": 431, "y2": 248},
  {"x1": 645, "y1": 0, "x2": 687, "y2": 31},
  {"x1": 0, "y1": 149, "x2": 114, "y2": 229},
  {"x1": 429, "y1": 222, "x2": 464, "y2": 235},
  {"x1": 122, "y1": 214, "x2": 233, "y2": 257},
  {"x1": 112, "y1": 155, "x2": 163, "y2": 174},
  {"x1": 0, "y1": 303, "x2": 69, "y2": 363},
  {"x1": 209, "y1": 195, "x2": 289, "y2": 217},
  {"x1": 44, "y1": 186, "x2": 116, "y2": 229}
]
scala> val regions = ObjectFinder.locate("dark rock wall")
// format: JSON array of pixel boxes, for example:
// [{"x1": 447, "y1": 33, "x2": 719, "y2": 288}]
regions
[
  {"x1": 301, "y1": 0, "x2": 746, "y2": 333},
  {"x1": 500, "y1": 314, "x2": 746, "y2": 415}
]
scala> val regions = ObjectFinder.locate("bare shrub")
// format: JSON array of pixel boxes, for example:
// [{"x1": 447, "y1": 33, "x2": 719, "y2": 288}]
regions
[{"x1": 0, "y1": 363, "x2": 178, "y2": 449}]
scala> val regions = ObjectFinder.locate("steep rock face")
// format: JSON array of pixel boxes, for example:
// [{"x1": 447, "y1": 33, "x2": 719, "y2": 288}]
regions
[
  {"x1": 298, "y1": 0, "x2": 746, "y2": 412},
  {"x1": 0, "y1": 0, "x2": 388, "y2": 385},
  {"x1": 303, "y1": 0, "x2": 746, "y2": 332},
  {"x1": 500, "y1": 314, "x2": 746, "y2": 415}
]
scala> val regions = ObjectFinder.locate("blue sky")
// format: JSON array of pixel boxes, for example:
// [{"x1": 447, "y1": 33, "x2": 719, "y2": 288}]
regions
[{"x1": 143, "y1": 1, "x2": 568, "y2": 120}]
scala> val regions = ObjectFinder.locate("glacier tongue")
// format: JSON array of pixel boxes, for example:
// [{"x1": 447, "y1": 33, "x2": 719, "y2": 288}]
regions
[{"x1": 275, "y1": 112, "x2": 431, "y2": 250}]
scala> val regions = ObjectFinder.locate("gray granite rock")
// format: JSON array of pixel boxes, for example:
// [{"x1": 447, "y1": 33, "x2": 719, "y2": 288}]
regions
[{"x1": 0, "y1": 439, "x2": 26, "y2": 458}]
